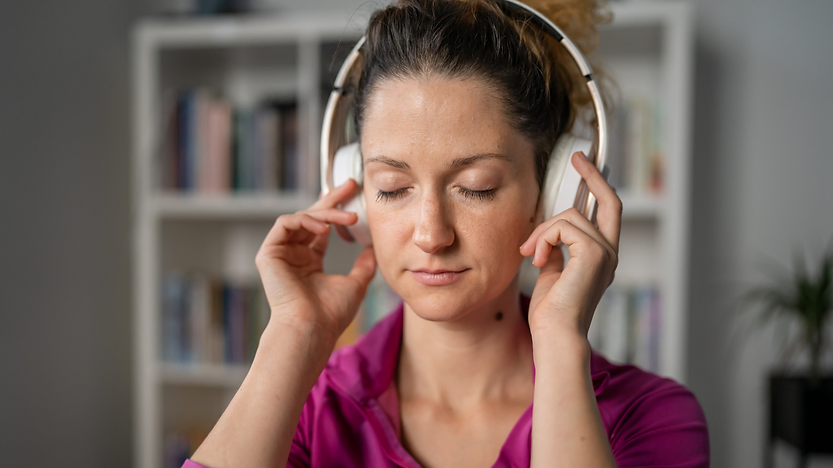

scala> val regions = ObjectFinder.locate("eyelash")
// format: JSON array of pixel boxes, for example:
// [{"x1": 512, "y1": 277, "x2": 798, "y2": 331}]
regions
[
  {"x1": 459, "y1": 187, "x2": 496, "y2": 202},
  {"x1": 374, "y1": 188, "x2": 496, "y2": 203},
  {"x1": 376, "y1": 188, "x2": 409, "y2": 203}
]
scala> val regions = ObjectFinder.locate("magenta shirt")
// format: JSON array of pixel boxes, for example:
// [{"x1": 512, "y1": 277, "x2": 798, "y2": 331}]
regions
[{"x1": 184, "y1": 299, "x2": 709, "y2": 468}]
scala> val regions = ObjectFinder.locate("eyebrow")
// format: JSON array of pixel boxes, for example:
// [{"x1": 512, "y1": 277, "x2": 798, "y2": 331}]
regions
[
  {"x1": 450, "y1": 153, "x2": 510, "y2": 168},
  {"x1": 364, "y1": 153, "x2": 510, "y2": 170},
  {"x1": 364, "y1": 156, "x2": 410, "y2": 170}
]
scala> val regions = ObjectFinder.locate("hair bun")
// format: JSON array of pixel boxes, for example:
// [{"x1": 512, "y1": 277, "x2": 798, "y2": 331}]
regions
[
  {"x1": 508, "y1": 0, "x2": 615, "y2": 131},
  {"x1": 520, "y1": 0, "x2": 612, "y2": 56}
]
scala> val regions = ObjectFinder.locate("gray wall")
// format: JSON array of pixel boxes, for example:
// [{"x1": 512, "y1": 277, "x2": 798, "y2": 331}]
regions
[
  {"x1": 0, "y1": 0, "x2": 143, "y2": 466},
  {"x1": 1, "y1": 0, "x2": 831, "y2": 467},
  {"x1": 688, "y1": 0, "x2": 833, "y2": 466}
]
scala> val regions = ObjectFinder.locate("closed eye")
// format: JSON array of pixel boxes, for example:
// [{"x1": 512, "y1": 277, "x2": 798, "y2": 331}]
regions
[
  {"x1": 376, "y1": 187, "x2": 496, "y2": 203},
  {"x1": 459, "y1": 187, "x2": 496, "y2": 202},
  {"x1": 376, "y1": 188, "x2": 409, "y2": 203}
]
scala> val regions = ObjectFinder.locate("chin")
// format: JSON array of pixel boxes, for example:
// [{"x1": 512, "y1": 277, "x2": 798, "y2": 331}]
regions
[
  {"x1": 397, "y1": 279, "x2": 513, "y2": 324},
  {"x1": 405, "y1": 294, "x2": 471, "y2": 322}
]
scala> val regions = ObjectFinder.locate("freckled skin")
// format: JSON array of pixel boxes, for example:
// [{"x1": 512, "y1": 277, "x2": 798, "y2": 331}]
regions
[{"x1": 361, "y1": 76, "x2": 541, "y2": 324}]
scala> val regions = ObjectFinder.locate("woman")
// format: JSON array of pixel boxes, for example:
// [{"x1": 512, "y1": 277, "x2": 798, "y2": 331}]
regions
[{"x1": 186, "y1": 0, "x2": 709, "y2": 466}]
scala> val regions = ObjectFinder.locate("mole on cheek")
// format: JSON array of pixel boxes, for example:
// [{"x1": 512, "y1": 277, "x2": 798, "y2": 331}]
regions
[
  {"x1": 495, "y1": 311, "x2": 503, "y2": 321},
  {"x1": 529, "y1": 217, "x2": 534, "y2": 223}
]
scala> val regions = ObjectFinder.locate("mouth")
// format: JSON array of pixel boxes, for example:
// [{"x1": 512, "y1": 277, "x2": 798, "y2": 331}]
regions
[{"x1": 408, "y1": 269, "x2": 469, "y2": 286}]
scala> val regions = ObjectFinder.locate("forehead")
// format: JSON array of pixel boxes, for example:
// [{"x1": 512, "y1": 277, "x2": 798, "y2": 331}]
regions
[{"x1": 360, "y1": 76, "x2": 532, "y2": 164}]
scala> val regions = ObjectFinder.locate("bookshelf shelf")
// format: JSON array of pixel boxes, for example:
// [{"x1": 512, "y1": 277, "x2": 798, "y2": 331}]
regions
[
  {"x1": 138, "y1": 13, "x2": 363, "y2": 48},
  {"x1": 133, "y1": 4, "x2": 694, "y2": 468},
  {"x1": 152, "y1": 193, "x2": 318, "y2": 219},
  {"x1": 160, "y1": 362, "x2": 249, "y2": 388},
  {"x1": 620, "y1": 192, "x2": 665, "y2": 219}
]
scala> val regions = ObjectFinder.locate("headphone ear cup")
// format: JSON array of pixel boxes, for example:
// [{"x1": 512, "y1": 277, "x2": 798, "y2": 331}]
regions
[
  {"x1": 538, "y1": 134, "x2": 593, "y2": 223},
  {"x1": 331, "y1": 143, "x2": 373, "y2": 246}
]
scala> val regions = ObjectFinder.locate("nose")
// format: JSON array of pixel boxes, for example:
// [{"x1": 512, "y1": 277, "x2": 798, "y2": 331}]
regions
[{"x1": 412, "y1": 190, "x2": 455, "y2": 254}]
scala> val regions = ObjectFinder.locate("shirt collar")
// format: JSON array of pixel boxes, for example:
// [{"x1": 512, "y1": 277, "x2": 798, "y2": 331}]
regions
[
  {"x1": 325, "y1": 297, "x2": 611, "y2": 404},
  {"x1": 325, "y1": 302, "x2": 405, "y2": 404}
]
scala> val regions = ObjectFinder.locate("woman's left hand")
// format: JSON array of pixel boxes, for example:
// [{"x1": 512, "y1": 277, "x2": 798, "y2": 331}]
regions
[{"x1": 520, "y1": 151, "x2": 622, "y2": 340}]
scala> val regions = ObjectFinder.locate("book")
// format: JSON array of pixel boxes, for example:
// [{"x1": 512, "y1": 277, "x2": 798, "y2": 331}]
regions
[
  {"x1": 606, "y1": 94, "x2": 665, "y2": 195},
  {"x1": 590, "y1": 283, "x2": 662, "y2": 372},
  {"x1": 161, "y1": 272, "x2": 269, "y2": 366},
  {"x1": 161, "y1": 88, "x2": 299, "y2": 194}
]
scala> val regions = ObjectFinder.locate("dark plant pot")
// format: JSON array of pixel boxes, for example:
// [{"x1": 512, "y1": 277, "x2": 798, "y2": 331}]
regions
[{"x1": 767, "y1": 373, "x2": 833, "y2": 466}]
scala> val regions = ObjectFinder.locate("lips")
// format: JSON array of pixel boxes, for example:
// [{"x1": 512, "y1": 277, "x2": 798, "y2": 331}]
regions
[{"x1": 409, "y1": 269, "x2": 468, "y2": 286}]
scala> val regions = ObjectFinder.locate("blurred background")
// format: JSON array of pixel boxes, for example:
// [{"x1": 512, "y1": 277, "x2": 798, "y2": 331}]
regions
[{"x1": 1, "y1": 0, "x2": 832, "y2": 467}]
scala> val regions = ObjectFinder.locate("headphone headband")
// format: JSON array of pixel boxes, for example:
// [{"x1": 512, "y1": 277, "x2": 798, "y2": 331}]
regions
[{"x1": 321, "y1": 0, "x2": 608, "y2": 218}]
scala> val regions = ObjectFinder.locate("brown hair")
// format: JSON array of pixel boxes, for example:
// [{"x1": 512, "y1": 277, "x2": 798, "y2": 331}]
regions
[{"x1": 354, "y1": 0, "x2": 612, "y2": 187}]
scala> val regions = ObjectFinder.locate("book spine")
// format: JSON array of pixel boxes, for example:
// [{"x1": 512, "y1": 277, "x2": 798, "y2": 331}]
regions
[
  {"x1": 281, "y1": 105, "x2": 298, "y2": 191},
  {"x1": 163, "y1": 92, "x2": 306, "y2": 195},
  {"x1": 592, "y1": 283, "x2": 662, "y2": 371},
  {"x1": 162, "y1": 272, "x2": 269, "y2": 367}
]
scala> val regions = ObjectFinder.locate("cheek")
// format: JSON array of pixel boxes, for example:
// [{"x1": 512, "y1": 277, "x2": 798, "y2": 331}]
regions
[
  {"x1": 461, "y1": 186, "x2": 538, "y2": 233},
  {"x1": 455, "y1": 197, "x2": 536, "y2": 258},
  {"x1": 365, "y1": 201, "x2": 412, "y2": 266}
]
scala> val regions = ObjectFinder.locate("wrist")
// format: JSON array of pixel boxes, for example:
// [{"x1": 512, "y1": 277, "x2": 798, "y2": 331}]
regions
[
  {"x1": 531, "y1": 328, "x2": 591, "y2": 369},
  {"x1": 263, "y1": 311, "x2": 341, "y2": 351},
  {"x1": 257, "y1": 319, "x2": 337, "y2": 379}
]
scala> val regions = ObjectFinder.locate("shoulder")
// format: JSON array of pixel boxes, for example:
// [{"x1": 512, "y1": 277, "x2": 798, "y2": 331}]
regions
[{"x1": 591, "y1": 353, "x2": 710, "y2": 468}]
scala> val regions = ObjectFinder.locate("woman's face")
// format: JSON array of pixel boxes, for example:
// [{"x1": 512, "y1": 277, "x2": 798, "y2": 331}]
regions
[{"x1": 361, "y1": 76, "x2": 540, "y2": 321}]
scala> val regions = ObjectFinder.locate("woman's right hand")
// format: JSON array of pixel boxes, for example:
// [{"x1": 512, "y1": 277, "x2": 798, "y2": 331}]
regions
[
  {"x1": 191, "y1": 179, "x2": 375, "y2": 468},
  {"x1": 255, "y1": 178, "x2": 377, "y2": 346}
]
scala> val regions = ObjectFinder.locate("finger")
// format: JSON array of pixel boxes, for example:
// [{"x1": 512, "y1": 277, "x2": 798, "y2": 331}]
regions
[
  {"x1": 302, "y1": 208, "x2": 358, "y2": 226},
  {"x1": 270, "y1": 244, "x2": 317, "y2": 268},
  {"x1": 532, "y1": 219, "x2": 598, "y2": 268},
  {"x1": 540, "y1": 244, "x2": 564, "y2": 274},
  {"x1": 571, "y1": 152, "x2": 623, "y2": 252},
  {"x1": 308, "y1": 225, "x2": 331, "y2": 256},
  {"x1": 347, "y1": 247, "x2": 377, "y2": 291},
  {"x1": 262, "y1": 213, "x2": 329, "y2": 247},
  {"x1": 263, "y1": 210, "x2": 357, "y2": 247},
  {"x1": 554, "y1": 208, "x2": 611, "y2": 252},
  {"x1": 520, "y1": 215, "x2": 560, "y2": 257},
  {"x1": 310, "y1": 178, "x2": 360, "y2": 211},
  {"x1": 520, "y1": 208, "x2": 610, "y2": 258}
]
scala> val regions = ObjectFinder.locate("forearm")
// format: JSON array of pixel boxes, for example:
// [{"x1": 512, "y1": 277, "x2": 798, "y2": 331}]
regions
[
  {"x1": 191, "y1": 320, "x2": 335, "y2": 468},
  {"x1": 530, "y1": 332, "x2": 616, "y2": 468}
]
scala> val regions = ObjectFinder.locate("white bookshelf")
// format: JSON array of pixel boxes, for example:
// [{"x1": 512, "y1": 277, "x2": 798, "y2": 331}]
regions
[
  {"x1": 596, "y1": 1, "x2": 694, "y2": 387},
  {"x1": 131, "y1": 3, "x2": 693, "y2": 467}
]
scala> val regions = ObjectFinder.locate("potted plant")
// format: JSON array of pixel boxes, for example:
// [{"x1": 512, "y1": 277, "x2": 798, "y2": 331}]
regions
[{"x1": 740, "y1": 244, "x2": 833, "y2": 464}]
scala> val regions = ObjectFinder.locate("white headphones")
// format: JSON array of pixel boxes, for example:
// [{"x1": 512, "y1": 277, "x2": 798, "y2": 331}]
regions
[{"x1": 320, "y1": 0, "x2": 609, "y2": 246}]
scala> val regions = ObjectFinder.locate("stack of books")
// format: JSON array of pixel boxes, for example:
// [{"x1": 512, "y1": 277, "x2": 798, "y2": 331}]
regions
[
  {"x1": 588, "y1": 283, "x2": 662, "y2": 372},
  {"x1": 158, "y1": 89, "x2": 300, "y2": 194},
  {"x1": 605, "y1": 95, "x2": 665, "y2": 195},
  {"x1": 161, "y1": 272, "x2": 269, "y2": 365}
]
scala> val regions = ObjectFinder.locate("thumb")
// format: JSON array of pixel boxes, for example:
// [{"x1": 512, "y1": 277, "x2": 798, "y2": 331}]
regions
[
  {"x1": 529, "y1": 245, "x2": 564, "y2": 319},
  {"x1": 536, "y1": 244, "x2": 565, "y2": 289},
  {"x1": 348, "y1": 246, "x2": 377, "y2": 291}
]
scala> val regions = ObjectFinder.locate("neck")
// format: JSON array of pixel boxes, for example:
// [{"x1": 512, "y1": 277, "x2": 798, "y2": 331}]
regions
[{"x1": 396, "y1": 282, "x2": 534, "y2": 409}]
